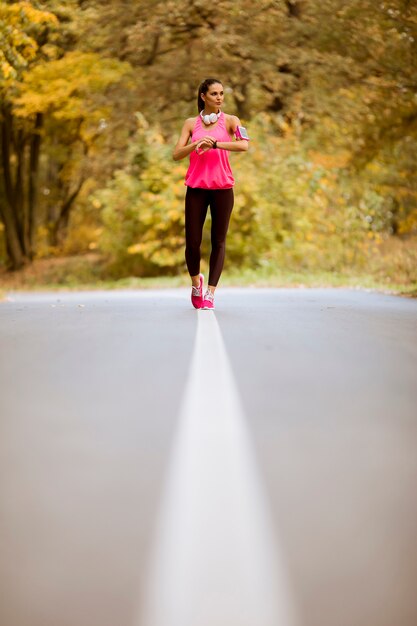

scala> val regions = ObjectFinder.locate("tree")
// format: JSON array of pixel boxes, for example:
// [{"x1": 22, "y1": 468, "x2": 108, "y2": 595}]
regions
[
  {"x1": 13, "y1": 50, "x2": 132, "y2": 247},
  {"x1": 2, "y1": 0, "x2": 415, "y2": 280},
  {"x1": 0, "y1": 1, "x2": 131, "y2": 269},
  {"x1": 0, "y1": 0, "x2": 58, "y2": 269}
]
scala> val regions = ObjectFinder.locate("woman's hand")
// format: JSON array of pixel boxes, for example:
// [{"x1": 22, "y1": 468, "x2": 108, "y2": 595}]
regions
[{"x1": 196, "y1": 135, "x2": 215, "y2": 154}]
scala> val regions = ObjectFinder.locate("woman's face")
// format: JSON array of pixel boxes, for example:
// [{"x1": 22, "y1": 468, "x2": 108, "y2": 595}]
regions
[{"x1": 202, "y1": 83, "x2": 224, "y2": 110}]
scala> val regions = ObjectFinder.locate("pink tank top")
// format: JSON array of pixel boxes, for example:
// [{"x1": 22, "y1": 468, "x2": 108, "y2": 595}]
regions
[{"x1": 185, "y1": 112, "x2": 235, "y2": 189}]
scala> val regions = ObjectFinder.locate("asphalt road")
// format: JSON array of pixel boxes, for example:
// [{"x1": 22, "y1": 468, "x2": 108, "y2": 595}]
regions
[{"x1": 0, "y1": 288, "x2": 416, "y2": 626}]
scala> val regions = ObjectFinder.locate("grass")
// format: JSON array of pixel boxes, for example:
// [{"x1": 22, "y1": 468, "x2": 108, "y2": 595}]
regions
[{"x1": 1, "y1": 253, "x2": 416, "y2": 300}]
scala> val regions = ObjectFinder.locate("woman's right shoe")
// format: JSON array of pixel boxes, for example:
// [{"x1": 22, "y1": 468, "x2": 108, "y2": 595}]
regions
[
  {"x1": 191, "y1": 273, "x2": 204, "y2": 309},
  {"x1": 202, "y1": 288, "x2": 215, "y2": 310}
]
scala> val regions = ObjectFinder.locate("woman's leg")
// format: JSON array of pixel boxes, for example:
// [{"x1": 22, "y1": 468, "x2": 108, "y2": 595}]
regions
[
  {"x1": 185, "y1": 187, "x2": 209, "y2": 285},
  {"x1": 208, "y1": 188, "x2": 234, "y2": 289}
]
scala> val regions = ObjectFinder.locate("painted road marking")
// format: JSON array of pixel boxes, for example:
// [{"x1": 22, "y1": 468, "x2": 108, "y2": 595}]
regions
[{"x1": 139, "y1": 311, "x2": 297, "y2": 626}]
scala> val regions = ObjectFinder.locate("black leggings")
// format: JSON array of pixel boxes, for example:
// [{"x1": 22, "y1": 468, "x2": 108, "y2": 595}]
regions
[{"x1": 185, "y1": 187, "x2": 234, "y2": 287}]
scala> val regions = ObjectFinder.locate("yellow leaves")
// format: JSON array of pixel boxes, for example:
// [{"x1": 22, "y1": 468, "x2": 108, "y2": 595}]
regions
[
  {"x1": 40, "y1": 44, "x2": 60, "y2": 60},
  {"x1": 167, "y1": 208, "x2": 182, "y2": 221},
  {"x1": 153, "y1": 132, "x2": 165, "y2": 144},
  {"x1": 308, "y1": 150, "x2": 350, "y2": 169},
  {"x1": 314, "y1": 191, "x2": 327, "y2": 208},
  {"x1": 100, "y1": 103, "x2": 417, "y2": 278},
  {"x1": 398, "y1": 210, "x2": 417, "y2": 235},
  {"x1": 365, "y1": 162, "x2": 381, "y2": 173},
  {"x1": 173, "y1": 179, "x2": 186, "y2": 196},
  {"x1": 3, "y1": 2, "x2": 58, "y2": 27},
  {"x1": 127, "y1": 242, "x2": 147, "y2": 255},
  {"x1": 168, "y1": 236, "x2": 184, "y2": 247},
  {"x1": 276, "y1": 117, "x2": 291, "y2": 134},
  {"x1": 134, "y1": 112, "x2": 149, "y2": 130},
  {"x1": 150, "y1": 248, "x2": 183, "y2": 267},
  {"x1": 173, "y1": 164, "x2": 186, "y2": 176},
  {"x1": 1, "y1": 59, "x2": 14, "y2": 79},
  {"x1": 141, "y1": 191, "x2": 157, "y2": 204},
  {"x1": 12, "y1": 51, "x2": 131, "y2": 119},
  {"x1": 338, "y1": 88, "x2": 355, "y2": 100},
  {"x1": 0, "y1": 1, "x2": 58, "y2": 84},
  {"x1": 127, "y1": 238, "x2": 183, "y2": 267},
  {"x1": 137, "y1": 208, "x2": 153, "y2": 224}
]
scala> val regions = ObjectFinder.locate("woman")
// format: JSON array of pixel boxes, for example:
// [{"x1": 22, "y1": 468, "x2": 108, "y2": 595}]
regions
[{"x1": 173, "y1": 78, "x2": 249, "y2": 310}]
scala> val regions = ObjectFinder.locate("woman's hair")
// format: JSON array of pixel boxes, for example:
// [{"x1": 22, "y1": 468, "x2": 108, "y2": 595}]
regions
[{"x1": 197, "y1": 78, "x2": 223, "y2": 112}]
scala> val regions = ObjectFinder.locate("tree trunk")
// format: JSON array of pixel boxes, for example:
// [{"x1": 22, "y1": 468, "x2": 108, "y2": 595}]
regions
[
  {"x1": 0, "y1": 104, "x2": 27, "y2": 270},
  {"x1": 14, "y1": 128, "x2": 29, "y2": 254},
  {"x1": 233, "y1": 80, "x2": 250, "y2": 119},
  {"x1": 286, "y1": 0, "x2": 303, "y2": 18},
  {"x1": 28, "y1": 113, "x2": 43, "y2": 258},
  {"x1": 50, "y1": 177, "x2": 85, "y2": 247},
  {"x1": 0, "y1": 201, "x2": 26, "y2": 270}
]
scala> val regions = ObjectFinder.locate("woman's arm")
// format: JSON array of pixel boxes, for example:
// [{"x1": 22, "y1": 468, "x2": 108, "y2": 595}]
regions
[
  {"x1": 215, "y1": 140, "x2": 248, "y2": 152},
  {"x1": 172, "y1": 119, "x2": 216, "y2": 161},
  {"x1": 172, "y1": 119, "x2": 197, "y2": 161},
  {"x1": 218, "y1": 114, "x2": 249, "y2": 152}
]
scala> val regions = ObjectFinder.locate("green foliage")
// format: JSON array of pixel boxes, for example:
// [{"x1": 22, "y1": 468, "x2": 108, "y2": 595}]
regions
[
  {"x1": 94, "y1": 114, "x2": 187, "y2": 277},
  {"x1": 92, "y1": 110, "x2": 417, "y2": 280},
  {"x1": 1, "y1": 0, "x2": 416, "y2": 286}
]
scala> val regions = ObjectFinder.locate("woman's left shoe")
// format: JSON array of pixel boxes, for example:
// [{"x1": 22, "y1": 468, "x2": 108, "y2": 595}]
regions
[{"x1": 202, "y1": 288, "x2": 215, "y2": 310}]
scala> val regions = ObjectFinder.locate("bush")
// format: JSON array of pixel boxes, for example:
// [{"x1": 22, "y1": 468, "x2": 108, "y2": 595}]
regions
[{"x1": 91, "y1": 112, "x2": 417, "y2": 282}]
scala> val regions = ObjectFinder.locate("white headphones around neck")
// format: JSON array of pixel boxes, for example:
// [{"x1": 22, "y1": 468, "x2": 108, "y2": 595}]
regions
[{"x1": 200, "y1": 110, "x2": 221, "y2": 125}]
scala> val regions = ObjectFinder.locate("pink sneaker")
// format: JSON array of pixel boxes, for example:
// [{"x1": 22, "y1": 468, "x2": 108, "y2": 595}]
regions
[
  {"x1": 191, "y1": 274, "x2": 204, "y2": 309},
  {"x1": 202, "y1": 288, "x2": 215, "y2": 310}
]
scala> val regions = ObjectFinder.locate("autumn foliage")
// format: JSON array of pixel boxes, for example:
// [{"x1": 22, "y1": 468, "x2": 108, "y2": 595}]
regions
[{"x1": 1, "y1": 0, "x2": 416, "y2": 286}]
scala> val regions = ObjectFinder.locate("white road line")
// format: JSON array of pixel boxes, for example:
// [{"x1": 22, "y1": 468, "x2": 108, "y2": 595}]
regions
[{"x1": 139, "y1": 311, "x2": 297, "y2": 626}]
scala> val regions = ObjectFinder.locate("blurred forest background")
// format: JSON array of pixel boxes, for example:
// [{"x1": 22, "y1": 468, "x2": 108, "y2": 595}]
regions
[{"x1": 1, "y1": 0, "x2": 416, "y2": 291}]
